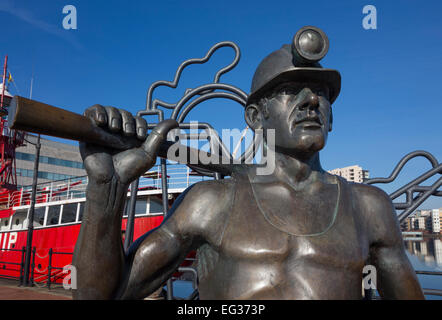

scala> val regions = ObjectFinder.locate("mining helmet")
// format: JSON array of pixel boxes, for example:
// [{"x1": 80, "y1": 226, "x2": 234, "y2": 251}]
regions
[{"x1": 247, "y1": 26, "x2": 341, "y2": 106}]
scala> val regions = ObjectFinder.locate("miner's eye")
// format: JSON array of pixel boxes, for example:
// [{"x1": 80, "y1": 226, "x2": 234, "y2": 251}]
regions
[
  {"x1": 279, "y1": 86, "x2": 300, "y2": 96},
  {"x1": 315, "y1": 87, "x2": 329, "y2": 99}
]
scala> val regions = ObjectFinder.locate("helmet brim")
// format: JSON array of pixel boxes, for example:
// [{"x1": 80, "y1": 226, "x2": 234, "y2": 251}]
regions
[{"x1": 247, "y1": 67, "x2": 341, "y2": 106}]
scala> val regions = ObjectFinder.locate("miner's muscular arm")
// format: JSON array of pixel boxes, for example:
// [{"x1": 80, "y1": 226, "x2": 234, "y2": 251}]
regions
[
  {"x1": 357, "y1": 185, "x2": 425, "y2": 300},
  {"x1": 71, "y1": 105, "x2": 180, "y2": 299},
  {"x1": 117, "y1": 178, "x2": 232, "y2": 300}
]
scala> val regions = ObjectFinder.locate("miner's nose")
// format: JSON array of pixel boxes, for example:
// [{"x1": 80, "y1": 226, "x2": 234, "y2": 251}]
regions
[
  {"x1": 308, "y1": 93, "x2": 319, "y2": 109},
  {"x1": 298, "y1": 89, "x2": 319, "y2": 110}
]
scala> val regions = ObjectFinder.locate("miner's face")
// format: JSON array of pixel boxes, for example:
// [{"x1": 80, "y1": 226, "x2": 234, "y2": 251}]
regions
[{"x1": 246, "y1": 82, "x2": 332, "y2": 156}]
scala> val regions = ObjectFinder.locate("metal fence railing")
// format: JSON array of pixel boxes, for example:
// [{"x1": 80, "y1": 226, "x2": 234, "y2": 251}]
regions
[
  {"x1": 415, "y1": 271, "x2": 442, "y2": 297},
  {"x1": 0, "y1": 246, "x2": 73, "y2": 289},
  {"x1": 0, "y1": 164, "x2": 209, "y2": 209},
  {"x1": 0, "y1": 246, "x2": 26, "y2": 282}
]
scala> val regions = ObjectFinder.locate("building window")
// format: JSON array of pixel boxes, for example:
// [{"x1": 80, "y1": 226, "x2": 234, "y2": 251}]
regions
[
  {"x1": 16, "y1": 168, "x2": 79, "y2": 181},
  {"x1": 16, "y1": 152, "x2": 84, "y2": 169}
]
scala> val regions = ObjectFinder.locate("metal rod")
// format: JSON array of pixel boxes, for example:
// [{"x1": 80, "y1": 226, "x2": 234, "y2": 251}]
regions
[
  {"x1": 415, "y1": 270, "x2": 442, "y2": 276},
  {"x1": 156, "y1": 106, "x2": 175, "y2": 301},
  {"x1": 19, "y1": 246, "x2": 25, "y2": 286},
  {"x1": 1, "y1": 55, "x2": 7, "y2": 108},
  {"x1": 390, "y1": 165, "x2": 442, "y2": 201},
  {"x1": 166, "y1": 278, "x2": 173, "y2": 300},
  {"x1": 161, "y1": 158, "x2": 174, "y2": 300},
  {"x1": 161, "y1": 159, "x2": 169, "y2": 217},
  {"x1": 23, "y1": 134, "x2": 41, "y2": 286},
  {"x1": 423, "y1": 288, "x2": 442, "y2": 297},
  {"x1": 47, "y1": 248, "x2": 52, "y2": 289},
  {"x1": 177, "y1": 267, "x2": 198, "y2": 290},
  {"x1": 30, "y1": 246, "x2": 36, "y2": 286},
  {"x1": 398, "y1": 176, "x2": 442, "y2": 222},
  {"x1": 124, "y1": 178, "x2": 139, "y2": 252}
]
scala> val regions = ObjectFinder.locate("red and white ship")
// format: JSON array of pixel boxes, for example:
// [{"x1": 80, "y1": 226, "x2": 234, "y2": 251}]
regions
[
  {"x1": 0, "y1": 163, "x2": 204, "y2": 286},
  {"x1": 0, "y1": 56, "x2": 203, "y2": 289}
]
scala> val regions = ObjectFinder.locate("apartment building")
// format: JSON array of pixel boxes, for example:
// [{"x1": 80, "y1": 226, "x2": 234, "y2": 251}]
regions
[
  {"x1": 403, "y1": 208, "x2": 442, "y2": 234},
  {"x1": 328, "y1": 165, "x2": 370, "y2": 183},
  {"x1": 427, "y1": 209, "x2": 441, "y2": 233}
]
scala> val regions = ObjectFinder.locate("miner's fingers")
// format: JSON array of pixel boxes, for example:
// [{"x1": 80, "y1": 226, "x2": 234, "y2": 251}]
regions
[
  {"x1": 119, "y1": 109, "x2": 136, "y2": 137},
  {"x1": 104, "y1": 106, "x2": 122, "y2": 133},
  {"x1": 142, "y1": 119, "x2": 179, "y2": 158},
  {"x1": 134, "y1": 116, "x2": 148, "y2": 141},
  {"x1": 84, "y1": 104, "x2": 108, "y2": 127}
]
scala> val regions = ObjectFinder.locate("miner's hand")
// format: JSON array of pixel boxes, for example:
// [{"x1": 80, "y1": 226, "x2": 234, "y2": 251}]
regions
[{"x1": 80, "y1": 105, "x2": 178, "y2": 186}]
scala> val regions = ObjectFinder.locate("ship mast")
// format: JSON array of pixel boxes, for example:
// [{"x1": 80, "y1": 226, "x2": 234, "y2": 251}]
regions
[{"x1": 0, "y1": 55, "x2": 24, "y2": 194}]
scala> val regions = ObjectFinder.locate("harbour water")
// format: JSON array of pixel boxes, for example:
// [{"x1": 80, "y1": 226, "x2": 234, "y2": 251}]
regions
[{"x1": 405, "y1": 236, "x2": 442, "y2": 300}]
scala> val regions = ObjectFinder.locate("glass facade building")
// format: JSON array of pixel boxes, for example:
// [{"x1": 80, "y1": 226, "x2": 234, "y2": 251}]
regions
[{"x1": 15, "y1": 134, "x2": 86, "y2": 186}]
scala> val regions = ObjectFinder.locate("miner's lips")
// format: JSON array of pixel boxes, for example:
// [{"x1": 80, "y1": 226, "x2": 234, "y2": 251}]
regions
[{"x1": 294, "y1": 116, "x2": 322, "y2": 128}]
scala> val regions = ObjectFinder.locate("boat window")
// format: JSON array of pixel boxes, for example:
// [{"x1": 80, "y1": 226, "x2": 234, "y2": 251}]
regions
[
  {"x1": 61, "y1": 203, "x2": 77, "y2": 224},
  {"x1": 135, "y1": 199, "x2": 147, "y2": 215},
  {"x1": 78, "y1": 202, "x2": 84, "y2": 221},
  {"x1": 11, "y1": 209, "x2": 27, "y2": 230},
  {"x1": 149, "y1": 199, "x2": 163, "y2": 214},
  {"x1": 47, "y1": 205, "x2": 61, "y2": 226},
  {"x1": 123, "y1": 199, "x2": 147, "y2": 216},
  {"x1": 0, "y1": 218, "x2": 9, "y2": 231},
  {"x1": 33, "y1": 207, "x2": 46, "y2": 227}
]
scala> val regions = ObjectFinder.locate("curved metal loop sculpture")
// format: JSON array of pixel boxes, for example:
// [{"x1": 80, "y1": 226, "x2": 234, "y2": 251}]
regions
[
  {"x1": 138, "y1": 41, "x2": 262, "y2": 176},
  {"x1": 145, "y1": 41, "x2": 242, "y2": 111},
  {"x1": 365, "y1": 150, "x2": 442, "y2": 222}
]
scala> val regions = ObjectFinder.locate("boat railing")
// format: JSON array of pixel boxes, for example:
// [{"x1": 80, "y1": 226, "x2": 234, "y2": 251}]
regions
[
  {"x1": 0, "y1": 247, "x2": 26, "y2": 283},
  {"x1": 43, "y1": 248, "x2": 74, "y2": 289},
  {"x1": 0, "y1": 246, "x2": 74, "y2": 288},
  {"x1": 0, "y1": 163, "x2": 209, "y2": 209},
  {"x1": 0, "y1": 245, "x2": 199, "y2": 297},
  {"x1": 414, "y1": 271, "x2": 442, "y2": 297}
]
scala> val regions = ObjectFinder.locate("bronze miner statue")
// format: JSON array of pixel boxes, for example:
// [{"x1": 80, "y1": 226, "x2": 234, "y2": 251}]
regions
[{"x1": 72, "y1": 26, "x2": 424, "y2": 299}]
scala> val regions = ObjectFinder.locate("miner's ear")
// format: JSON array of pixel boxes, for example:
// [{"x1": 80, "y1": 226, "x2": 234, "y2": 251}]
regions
[
  {"x1": 245, "y1": 104, "x2": 262, "y2": 130},
  {"x1": 328, "y1": 108, "x2": 333, "y2": 132}
]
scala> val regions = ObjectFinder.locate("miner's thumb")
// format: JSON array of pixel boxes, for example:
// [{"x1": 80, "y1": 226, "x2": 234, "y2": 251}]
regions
[{"x1": 142, "y1": 119, "x2": 179, "y2": 159}]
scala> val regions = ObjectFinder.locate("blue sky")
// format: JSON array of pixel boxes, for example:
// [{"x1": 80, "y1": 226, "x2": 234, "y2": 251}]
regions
[{"x1": 1, "y1": 0, "x2": 441, "y2": 209}]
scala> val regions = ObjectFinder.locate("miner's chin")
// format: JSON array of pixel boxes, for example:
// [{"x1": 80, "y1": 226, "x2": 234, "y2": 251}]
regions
[{"x1": 276, "y1": 131, "x2": 327, "y2": 158}]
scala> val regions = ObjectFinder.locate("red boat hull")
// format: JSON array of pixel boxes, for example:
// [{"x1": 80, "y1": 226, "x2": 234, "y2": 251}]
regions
[{"x1": 0, "y1": 215, "x2": 164, "y2": 284}]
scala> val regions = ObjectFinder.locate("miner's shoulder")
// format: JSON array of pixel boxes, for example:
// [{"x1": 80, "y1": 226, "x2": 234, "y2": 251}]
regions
[
  {"x1": 165, "y1": 177, "x2": 238, "y2": 243},
  {"x1": 350, "y1": 181, "x2": 402, "y2": 245},
  {"x1": 186, "y1": 176, "x2": 238, "y2": 198},
  {"x1": 169, "y1": 177, "x2": 237, "y2": 220},
  {"x1": 350, "y1": 181, "x2": 394, "y2": 216}
]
